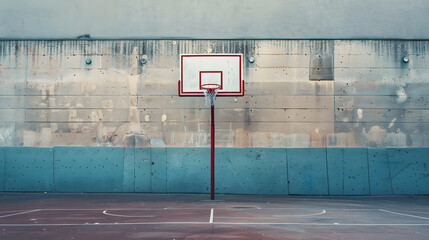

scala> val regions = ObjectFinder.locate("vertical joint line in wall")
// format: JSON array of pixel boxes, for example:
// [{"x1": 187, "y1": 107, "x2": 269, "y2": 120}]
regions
[
  {"x1": 332, "y1": 41, "x2": 335, "y2": 81},
  {"x1": 333, "y1": 44, "x2": 336, "y2": 145},
  {"x1": 341, "y1": 149, "x2": 345, "y2": 193},
  {"x1": 122, "y1": 147, "x2": 125, "y2": 192},
  {"x1": 149, "y1": 142, "x2": 152, "y2": 193},
  {"x1": 386, "y1": 150, "x2": 394, "y2": 194},
  {"x1": 165, "y1": 148, "x2": 168, "y2": 193},
  {"x1": 2, "y1": 149, "x2": 5, "y2": 191},
  {"x1": 285, "y1": 149, "x2": 289, "y2": 195},
  {"x1": 24, "y1": 42, "x2": 29, "y2": 124},
  {"x1": 366, "y1": 148, "x2": 370, "y2": 195},
  {"x1": 133, "y1": 144, "x2": 136, "y2": 192},
  {"x1": 332, "y1": 40, "x2": 336, "y2": 147},
  {"x1": 52, "y1": 147, "x2": 55, "y2": 192},
  {"x1": 325, "y1": 148, "x2": 330, "y2": 195},
  {"x1": 309, "y1": 41, "x2": 312, "y2": 81}
]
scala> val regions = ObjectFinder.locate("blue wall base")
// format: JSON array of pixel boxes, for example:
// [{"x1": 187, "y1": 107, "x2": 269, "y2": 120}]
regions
[{"x1": 0, "y1": 147, "x2": 427, "y2": 195}]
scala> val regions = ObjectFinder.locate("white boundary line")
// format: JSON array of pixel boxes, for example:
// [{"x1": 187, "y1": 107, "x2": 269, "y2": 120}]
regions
[
  {"x1": 102, "y1": 210, "x2": 155, "y2": 218},
  {"x1": 0, "y1": 207, "x2": 381, "y2": 211},
  {"x1": 406, "y1": 210, "x2": 429, "y2": 215},
  {"x1": 214, "y1": 222, "x2": 429, "y2": 226},
  {"x1": 216, "y1": 217, "x2": 278, "y2": 220},
  {"x1": 1, "y1": 222, "x2": 429, "y2": 227},
  {"x1": 0, "y1": 209, "x2": 40, "y2": 218},
  {"x1": 273, "y1": 210, "x2": 326, "y2": 217},
  {"x1": 40, "y1": 208, "x2": 166, "y2": 211},
  {"x1": 209, "y1": 209, "x2": 214, "y2": 223},
  {"x1": 4, "y1": 208, "x2": 214, "y2": 211},
  {"x1": 379, "y1": 209, "x2": 429, "y2": 220},
  {"x1": 0, "y1": 222, "x2": 209, "y2": 227}
]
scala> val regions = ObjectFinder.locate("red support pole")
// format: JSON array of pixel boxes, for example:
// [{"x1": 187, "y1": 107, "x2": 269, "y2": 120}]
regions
[{"x1": 210, "y1": 105, "x2": 215, "y2": 200}]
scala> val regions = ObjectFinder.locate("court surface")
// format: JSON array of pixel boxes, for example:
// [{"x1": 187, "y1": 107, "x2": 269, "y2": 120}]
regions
[{"x1": 0, "y1": 193, "x2": 428, "y2": 239}]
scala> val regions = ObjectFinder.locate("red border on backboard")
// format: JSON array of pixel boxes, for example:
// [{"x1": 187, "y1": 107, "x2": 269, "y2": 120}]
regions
[
  {"x1": 199, "y1": 71, "x2": 223, "y2": 90},
  {"x1": 178, "y1": 54, "x2": 244, "y2": 97}
]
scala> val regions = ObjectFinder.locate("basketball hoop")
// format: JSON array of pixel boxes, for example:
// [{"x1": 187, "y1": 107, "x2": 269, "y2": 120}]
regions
[{"x1": 201, "y1": 84, "x2": 221, "y2": 107}]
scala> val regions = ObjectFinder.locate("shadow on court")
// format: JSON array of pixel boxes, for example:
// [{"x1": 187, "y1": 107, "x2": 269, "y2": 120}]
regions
[{"x1": 0, "y1": 193, "x2": 428, "y2": 239}]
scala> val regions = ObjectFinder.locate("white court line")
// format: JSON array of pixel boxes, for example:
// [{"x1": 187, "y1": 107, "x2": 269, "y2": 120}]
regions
[
  {"x1": 0, "y1": 209, "x2": 40, "y2": 218},
  {"x1": 214, "y1": 222, "x2": 429, "y2": 226},
  {"x1": 379, "y1": 209, "x2": 429, "y2": 220},
  {"x1": 406, "y1": 210, "x2": 429, "y2": 215},
  {"x1": 40, "y1": 208, "x2": 163, "y2": 211},
  {"x1": 216, "y1": 217, "x2": 278, "y2": 220},
  {"x1": 322, "y1": 209, "x2": 378, "y2": 211},
  {"x1": 0, "y1": 207, "x2": 378, "y2": 211},
  {"x1": 1, "y1": 222, "x2": 429, "y2": 227},
  {"x1": 242, "y1": 208, "x2": 377, "y2": 210},
  {"x1": 273, "y1": 210, "x2": 326, "y2": 217},
  {"x1": 23, "y1": 208, "x2": 213, "y2": 211},
  {"x1": 102, "y1": 210, "x2": 155, "y2": 218},
  {"x1": 209, "y1": 209, "x2": 214, "y2": 223},
  {"x1": 0, "y1": 222, "x2": 209, "y2": 227}
]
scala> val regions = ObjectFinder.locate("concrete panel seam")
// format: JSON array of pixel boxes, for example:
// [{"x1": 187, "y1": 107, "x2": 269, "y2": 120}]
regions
[
  {"x1": 366, "y1": 148, "x2": 370, "y2": 195},
  {"x1": 285, "y1": 148, "x2": 290, "y2": 195},
  {"x1": 165, "y1": 147, "x2": 168, "y2": 193},
  {"x1": 133, "y1": 147, "x2": 136, "y2": 192},
  {"x1": 325, "y1": 148, "x2": 330, "y2": 195},
  {"x1": 341, "y1": 149, "x2": 345, "y2": 193},
  {"x1": 52, "y1": 147, "x2": 55, "y2": 192},
  {"x1": 386, "y1": 150, "x2": 394, "y2": 194},
  {"x1": 2, "y1": 149, "x2": 4, "y2": 191}
]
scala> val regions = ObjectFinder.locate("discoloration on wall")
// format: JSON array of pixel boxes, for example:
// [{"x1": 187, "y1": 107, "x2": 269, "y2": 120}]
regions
[
  {"x1": 363, "y1": 126, "x2": 387, "y2": 147},
  {"x1": 0, "y1": 40, "x2": 428, "y2": 147}
]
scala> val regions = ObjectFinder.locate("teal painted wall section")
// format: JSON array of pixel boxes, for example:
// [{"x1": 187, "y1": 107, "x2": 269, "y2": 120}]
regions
[
  {"x1": 326, "y1": 149, "x2": 344, "y2": 195},
  {"x1": 287, "y1": 148, "x2": 328, "y2": 195},
  {"x1": 122, "y1": 147, "x2": 135, "y2": 192},
  {"x1": 54, "y1": 147, "x2": 124, "y2": 192},
  {"x1": 216, "y1": 148, "x2": 288, "y2": 194},
  {"x1": 326, "y1": 148, "x2": 370, "y2": 195},
  {"x1": 342, "y1": 148, "x2": 370, "y2": 195},
  {"x1": 0, "y1": 148, "x2": 4, "y2": 191},
  {"x1": 167, "y1": 148, "x2": 210, "y2": 193},
  {"x1": 134, "y1": 147, "x2": 151, "y2": 192},
  {"x1": 368, "y1": 148, "x2": 392, "y2": 195},
  {"x1": 150, "y1": 148, "x2": 167, "y2": 193},
  {"x1": 0, "y1": 147, "x2": 428, "y2": 195},
  {"x1": 4, "y1": 147, "x2": 53, "y2": 191},
  {"x1": 388, "y1": 148, "x2": 429, "y2": 195}
]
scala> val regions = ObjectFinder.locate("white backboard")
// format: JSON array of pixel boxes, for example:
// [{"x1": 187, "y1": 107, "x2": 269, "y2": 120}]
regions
[{"x1": 179, "y1": 54, "x2": 244, "y2": 97}]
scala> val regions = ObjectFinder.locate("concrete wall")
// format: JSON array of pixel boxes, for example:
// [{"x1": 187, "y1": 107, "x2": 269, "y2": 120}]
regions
[
  {"x1": 1, "y1": 40, "x2": 429, "y2": 148},
  {"x1": 1, "y1": 147, "x2": 428, "y2": 195},
  {"x1": 1, "y1": 0, "x2": 429, "y2": 40}
]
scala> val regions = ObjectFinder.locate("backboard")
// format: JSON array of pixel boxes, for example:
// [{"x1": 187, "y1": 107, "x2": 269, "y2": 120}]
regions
[{"x1": 178, "y1": 54, "x2": 244, "y2": 97}]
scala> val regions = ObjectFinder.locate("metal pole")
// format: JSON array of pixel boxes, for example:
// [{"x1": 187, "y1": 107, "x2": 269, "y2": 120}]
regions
[{"x1": 210, "y1": 105, "x2": 215, "y2": 200}]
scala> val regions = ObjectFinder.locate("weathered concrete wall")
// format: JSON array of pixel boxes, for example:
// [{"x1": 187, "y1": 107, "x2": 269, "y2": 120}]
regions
[
  {"x1": 1, "y1": 0, "x2": 429, "y2": 40},
  {"x1": 0, "y1": 40, "x2": 429, "y2": 148}
]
